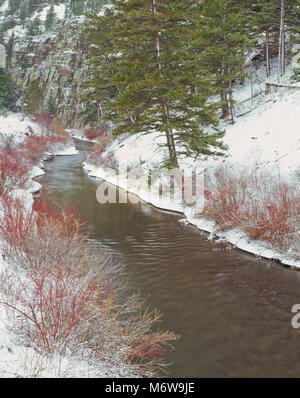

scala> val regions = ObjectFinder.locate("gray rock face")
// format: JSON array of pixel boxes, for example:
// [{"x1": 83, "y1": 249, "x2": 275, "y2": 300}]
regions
[{"x1": 11, "y1": 17, "x2": 88, "y2": 128}]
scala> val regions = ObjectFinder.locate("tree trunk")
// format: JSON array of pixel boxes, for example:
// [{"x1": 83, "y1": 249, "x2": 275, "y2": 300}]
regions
[
  {"x1": 152, "y1": 0, "x2": 178, "y2": 167},
  {"x1": 228, "y1": 76, "x2": 235, "y2": 124},
  {"x1": 164, "y1": 101, "x2": 178, "y2": 167},
  {"x1": 266, "y1": 28, "x2": 270, "y2": 78},
  {"x1": 220, "y1": 89, "x2": 229, "y2": 119},
  {"x1": 278, "y1": 0, "x2": 285, "y2": 81}
]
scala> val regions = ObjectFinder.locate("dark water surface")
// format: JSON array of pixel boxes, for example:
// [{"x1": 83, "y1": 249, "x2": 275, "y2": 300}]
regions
[{"x1": 37, "y1": 141, "x2": 300, "y2": 378}]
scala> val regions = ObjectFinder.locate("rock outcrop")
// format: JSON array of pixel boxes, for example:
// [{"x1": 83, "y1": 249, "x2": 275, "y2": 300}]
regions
[{"x1": 11, "y1": 16, "x2": 88, "y2": 128}]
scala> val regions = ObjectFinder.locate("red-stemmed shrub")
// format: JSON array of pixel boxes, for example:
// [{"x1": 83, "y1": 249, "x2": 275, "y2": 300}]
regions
[
  {"x1": 33, "y1": 195, "x2": 84, "y2": 239},
  {"x1": 0, "y1": 195, "x2": 36, "y2": 247},
  {"x1": 19, "y1": 134, "x2": 69, "y2": 164},
  {"x1": 0, "y1": 150, "x2": 32, "y2": 195},
  {"x1": 0, "y1": 194, "x2": 178, "y2": 377},
  {"x1": 100, "y1": 152, "x2": 119, "y2": 172},
  {"x1": 88, "y1": 136, "x2": 112, "y2": 166},
  {"x1": 84, "y1": 123, "x2": 110, "y2": 141},
  {"x1": 32, "y1": 111, "x2": 54, "y2": 135},
  {"x1": 202, "y1": 164, "x2": 300, "y2": 253}
]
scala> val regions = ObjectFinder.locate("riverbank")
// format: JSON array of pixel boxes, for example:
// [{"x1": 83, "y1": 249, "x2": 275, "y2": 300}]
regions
[
  {"x1": 0, "y1": 113, "x2": 177, "y2": 378},
  {"x1": 82, "y1": 85, "x2": 300, "y2": 269},
  {"x1": 0, "y1": 114, "x2": 89, "y2": 377}
]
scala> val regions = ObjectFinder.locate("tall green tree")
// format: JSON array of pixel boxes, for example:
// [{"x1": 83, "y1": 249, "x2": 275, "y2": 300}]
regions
[
  {"x1": 0, "y1": 68, "x2": 16, "y2": 111},
  {"x1": 24, "y1": 79, "x2": 43, "y2": 113},
  {"x1": 85, "y1": 0, "x2": 227, "y2": 167},
  {"x1": 45, "y1": 3, "x2": 56, "y2": 31},
  {"x1": 192, "y1": 0, "x2": 253, "y2": 123},
  {"x1": 26, "y1": 17, "x2": 41, "y2": 36}
]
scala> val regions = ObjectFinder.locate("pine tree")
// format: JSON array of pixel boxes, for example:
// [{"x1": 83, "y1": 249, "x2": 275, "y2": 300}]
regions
[
  {"x1": 21, "y1": 55, "x2": 31, "y2": 77},
  {"x1": 249, "y1": 0, "x2": 300, "y2": 80},
  {"x1": 192, "y1": 0, "x2": 253, "y2": 123},
  {"x1": 24, "y1": 79, "x2": 43, "y2": 113},
  {"x1": 26, "y1": 0, "x2": 39, "y2": 16},
  {"x1": 45, "y1": 3, "x2": 56, "y2": 31},
  {"x1": 69, "y1": 0, "x2": 84, "y2": 16},
  {"x1": 6, "y1": 33, "x2": 14, "y2": 68},
  {"x1": 47, "y1": 95, "x2": 56, "y2": 116},
  {"x1": 26, "y1": 17, "x2": 41, "y2": 36},
  {"x1": 19, "y1": 3, "x2": 28, "y2": 29},
  {"x1": 8, "y1": 0, "x2": 20, "y2": 23},
  {"x1": 0, "y1": 68, "x2": 16, "y2": 111},
  {"x1": 85, "y1": 0, "x2": 227, "y2": 167},
  {"x1": 83, "y1": 7, "x2": 119, "y2": 127}
]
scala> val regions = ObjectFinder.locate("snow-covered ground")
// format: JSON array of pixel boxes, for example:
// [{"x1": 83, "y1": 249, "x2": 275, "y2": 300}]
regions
[
  {"x1": 0, "y1": 1, "x2": 66, "y2": 39},
  {"x1": 0, "y1": 114, "x2": 111, "y2": 378},
  {"x1": 0, "y1": 113, "x2": 140, "y2": 378},
  {"x1": 83, "y1": 67, "x2": 300, "y2": 269}
]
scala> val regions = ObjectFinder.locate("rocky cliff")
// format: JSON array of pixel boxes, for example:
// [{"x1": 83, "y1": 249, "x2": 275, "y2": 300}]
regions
[{"x1": 11, "y1": 16, "x2": 88, "y2": 128}]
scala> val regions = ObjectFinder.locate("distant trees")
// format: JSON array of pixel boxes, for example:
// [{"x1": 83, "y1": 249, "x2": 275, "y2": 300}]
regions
[
  {"x1": 0, "y1": 68, "x2": 16, "y2": 111},
  {"x1": 26, "y1": 17, "x2": 41, "y2": 36},
  {"x1": 82, "y1": 0, "x2": 299, "y2": 167},
  {"x1": 193, "y1": 0, "x2": 252, "y2": 122},
  {"x1": 45, "y1": 3, "x2": 56, "y2": 31},
  {"x1": 24, "y1": 79, "x2": 43, "y2": 113}
]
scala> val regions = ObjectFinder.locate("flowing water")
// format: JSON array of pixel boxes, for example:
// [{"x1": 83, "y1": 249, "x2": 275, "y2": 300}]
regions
[{"x1": 37, "y1": 140, "x2": 300, "y2": 378}]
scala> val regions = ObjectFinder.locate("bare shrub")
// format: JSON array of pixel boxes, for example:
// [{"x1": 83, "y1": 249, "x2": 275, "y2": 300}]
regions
[
  {"x1": 32, "y1": 111, "x2": 54, "y2": 135},
  {"x1": 203, "y1": 164, "x2": 300, "y2": 255},
  {"x1": 100, "y1": 152, "x2": 119, "y2": 172},
  {"x1": 84, "y1": 122, "x2": 110, "y2": 141},
  {"x1": 50, "y1": 118, "x2": 68, "y2": 137},
  {"x1": 0, "y1": 197, "x2": 179, "y2": 377},
  {"x1": 87, "y1": 136, "x2": 112, "y2": 166},
  {"x1": 0, "y1": 150, "x2": 32, "y2": 195}
]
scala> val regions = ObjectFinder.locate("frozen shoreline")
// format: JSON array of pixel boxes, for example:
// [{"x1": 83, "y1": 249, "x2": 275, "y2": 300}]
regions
[
  {"x1": 83, "y1": 161, "x2": 300, "y2": 269},
  {"x1": 82, "y1": 80, "x2": 300, "y2": 270}
]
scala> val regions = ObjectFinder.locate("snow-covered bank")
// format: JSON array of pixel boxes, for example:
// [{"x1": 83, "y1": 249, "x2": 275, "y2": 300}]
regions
[
  {"x1": 83, "y1": 84, "x2": 300, "y2": 269},
  {"x1": 0, "y1": 114, "x2": 107, "y2": 378}
]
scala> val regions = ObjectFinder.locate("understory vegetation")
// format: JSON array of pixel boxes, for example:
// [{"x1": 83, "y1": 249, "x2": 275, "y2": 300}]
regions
[{"x1": 202, "y1": 165, "x2": 300, "y2": 258}]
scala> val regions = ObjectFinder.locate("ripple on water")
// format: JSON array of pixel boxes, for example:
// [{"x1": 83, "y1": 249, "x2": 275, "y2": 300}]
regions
[{"x1": 38, "y1": 148, "x2": 300, "y2": 378}]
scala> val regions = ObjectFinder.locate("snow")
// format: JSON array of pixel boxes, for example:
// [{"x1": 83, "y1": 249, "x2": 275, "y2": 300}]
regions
[
  {"x1": 32, "y1": 4, "x2": 66, "y2": 23},
  {"x1": 0, "y1": 114, "x2": 102, "y2": 378},
  {"x1": 0, "y1": 113, "x2": 41, "y2": 143},
  {"x1": 83, "y1": 69, "x2": 300, "y2": 269}
]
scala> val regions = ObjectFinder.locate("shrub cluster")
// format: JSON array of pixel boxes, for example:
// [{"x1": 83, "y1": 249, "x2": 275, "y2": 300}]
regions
[
  {"x1": 0, "y1": 195, "x2": 178, "y2": 377},
  {"x1": 202, "y1": 165, "x2": 300, "y2": 256}
]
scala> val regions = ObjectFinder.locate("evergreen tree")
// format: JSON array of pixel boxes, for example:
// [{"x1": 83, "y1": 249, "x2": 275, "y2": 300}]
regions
[
  {"x1": 0, "y1": 68, "x2": 16, "y2": 111},
  {"x1": 45, "y1": 3, "x2": 56, "y2": 31},
  {"x1": 7, "y1": 0, "x2": 20, "y2": 23},
  {"x1": 82, "y1": 7, "x2": 119, "y2": 127},
  {"x1": 27, "y1": 0, "x2": 42, "y2": 16},
  {"x1": 6, "y1": 33, "x2": 14, "y2": 68},
  {"x1": 21, "y1": 55, "x2": 31, "y2": 77},
  {"x1": 19, "y1": 3, "x2": 28, "y2": 29},
  {"x1": 249, "y1": 0, "x2": 300, "y2": 79},
  {"x1": 69, "y1": 0, "x2": 84, "y2": 16},
  {"x1": 192, "y1": 0, "x2": 253, "y2": 123},
  {"x1": 26, "y1": 17, "x2": 41, "y2": 36},
  {"x1": 85, "y1": 0, "x2": 226, "y2": 167},
  {"x1": 24, "y1": 79, "x2": 43, "y2": 113},
  {"x1": 47, "y1": 95, "x2": 57, "y2": 116}
]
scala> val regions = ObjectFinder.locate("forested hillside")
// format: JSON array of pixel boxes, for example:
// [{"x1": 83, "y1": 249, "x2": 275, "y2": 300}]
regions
[{"x1": 84, "y1": 0, "x2": 300, "y2": 166}]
